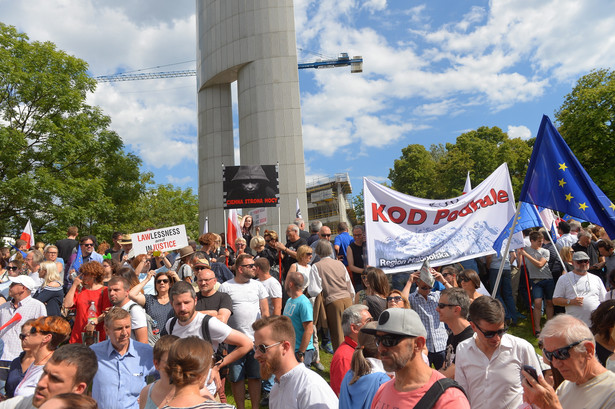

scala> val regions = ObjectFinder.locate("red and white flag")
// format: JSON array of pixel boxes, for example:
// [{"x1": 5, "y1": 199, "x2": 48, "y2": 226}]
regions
[
  {"x1": 462, "y1": 172, "x2": 472, "y2": 195},
  {"x1": 20, "y1": 220, "x2": 34, "y2": 249},
  {"x1": 226, "y1": 210, "x2": 242, "y2": 251}
]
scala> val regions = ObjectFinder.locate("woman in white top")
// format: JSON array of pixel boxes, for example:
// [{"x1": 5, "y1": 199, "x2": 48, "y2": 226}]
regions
[
  {"x1": 14, "y1": 316, "x2": 71, "y2": 397},
  {"x1": 286, "y1": 245, "x2": 312, "y2": 290}
]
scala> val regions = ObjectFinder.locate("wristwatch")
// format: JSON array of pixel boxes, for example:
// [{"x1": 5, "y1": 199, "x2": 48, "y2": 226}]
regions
[
  {"x1": 295, "y1": 351, "x2": 304, "y2": 360},
  {"x1": 567, "y1": 299, "x2": 571, "y2": 305}
]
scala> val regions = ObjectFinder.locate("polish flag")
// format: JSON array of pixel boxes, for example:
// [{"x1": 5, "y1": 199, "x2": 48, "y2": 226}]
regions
[
  {"x1": 20, "y1": 220, "x2": 34, "y2": 249},
  {"x1": 227, "y1": 210, "x2": 242, "y2": 252},
  {"x1": 462, "y1": 172, "x2": 472, "y2": 195}
]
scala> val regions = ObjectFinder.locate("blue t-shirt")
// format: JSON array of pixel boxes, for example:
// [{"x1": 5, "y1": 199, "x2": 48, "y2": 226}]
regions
[
  {"x1": 283, "y1": 295, "x2": 314, "y2": 352},
  {"x1": 334, "y1": 232, "x2": 354, "y2": 266}
]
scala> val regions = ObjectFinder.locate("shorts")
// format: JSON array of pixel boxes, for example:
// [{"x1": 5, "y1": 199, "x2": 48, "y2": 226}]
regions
[
  {"x1": 227, "y1": 348, "x2": 260, "y2": 382},
  {"x1": 531, "y1": 279, "x2": 555, "y2": 300}
]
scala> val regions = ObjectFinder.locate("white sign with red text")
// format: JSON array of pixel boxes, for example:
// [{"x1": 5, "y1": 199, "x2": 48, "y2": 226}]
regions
[
  {"x1": 249, "y1": 208, "x2": 268, "y2": 226},
  {"x1": 132, "y1": 224, "x2": 188, "y2": 256},
  {"x1": 364, "y1": 163, "x2": 517, "y2": 273}
]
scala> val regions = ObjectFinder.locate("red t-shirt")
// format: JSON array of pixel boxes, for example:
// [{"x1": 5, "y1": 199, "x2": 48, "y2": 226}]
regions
[
  {"x1": 69, "y1": 286, "x2": 111, "y2": 344},
  {"x1": 371, "y1": 369, "x2": 470, "y2": 409},
  {"x1": 330, "y1": 336, "x2": 357, "y2": 395}
]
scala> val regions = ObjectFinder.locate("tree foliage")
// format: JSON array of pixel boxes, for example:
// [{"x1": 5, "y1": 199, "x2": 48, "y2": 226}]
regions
[
  {"x1": 389, "y1": 126, "x2": 533, "y2": 199},
  {"x1": 556, "y1": 68, "x2": 615, "y2": 200},
  {"x1": 0, "y1": 24, "x2": 201, "y2": 244}
]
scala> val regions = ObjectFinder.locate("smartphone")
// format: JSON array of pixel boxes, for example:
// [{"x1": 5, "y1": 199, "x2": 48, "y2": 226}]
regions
[{"x1": 522, "y1": 365, "x2": 539, "y2": 383}]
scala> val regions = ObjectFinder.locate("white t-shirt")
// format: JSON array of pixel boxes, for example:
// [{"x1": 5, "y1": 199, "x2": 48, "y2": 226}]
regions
[
  {"x1": 164, "y1": 312, "x2": 232, "y2": 350},
  {"x1": 557, "y1": 369, "x2": 615, "y2": 408},
  {"x1": 259, "y1": 276, "x2": 282, "y2": 314},
  {"x1": 219, "y1": 279, "x2": 268, "y2": 341},
  {"x1": 122, "y1": 300, "x2": 148, "y2": 333},
  {"x1": 553, "y1": 272, "x2": 606, "y2": 326},
  {"x1": 270, "y1": 363, "x2": 338, "y2": 409}
]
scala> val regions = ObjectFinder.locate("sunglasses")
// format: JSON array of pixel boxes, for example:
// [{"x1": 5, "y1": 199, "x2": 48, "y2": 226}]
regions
[
  {"x1": 442, "y1": 272, "x2": 453, "y2": 277},
  {"x1": 574, "y1": 260, "x2": 590, "y2": 264},
  {"x1": 475, "y1": 324, "x2": 508, "y2": 339},
  {"x1": 254, "y1": 341, "x2": 282, "y2": 354},
  {"x1": 437, "y1": 303, "x2": 458, "y2": 309},
  {"x1": 387, "y1": 296, "x2": 402, "y2": 303},
  {"x1": 82, "y1": 243, "x2": 94, "y2": 247},
  {"x1": 459, "y1": 276, "x2": 471, "y2": 282},
  {"x1": 543, "y1": 339, "x2": 591, "y2": 362},
  {"x1": 7, "y1": 266, "x2": 19, "y2": 271},
  {"x1": 156, "y1": 279, "x2": 170, "y2": 284},
  {"x1": 241, "y1": 264, "x2": 256, "y2": 269},
  {"x1": 193, "y1": 266, "x2": 209, "y2": 271},
  {"x1": 306, "y1": 252, "x2": 313, "y2": 256},
  {"x1": 321, "y1": 234, "x2": 331, "y2": 238},
  {"x1": 374, "y1": 334, "x2": 412, "y2": 348}
]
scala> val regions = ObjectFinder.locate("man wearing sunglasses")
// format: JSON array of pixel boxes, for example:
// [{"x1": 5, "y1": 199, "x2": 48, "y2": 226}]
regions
[
  {"x1": 456, "y1": 296, "x2": 541, "y2": 408},
  {"x1": 522, "y1": 314, "x2": 615, "y2": 408},
  {"x1": 436, "y1": 288, "x2": 473, "y2": 379},
  {"x1": 553, "y1": 251, "x2": 607, "y2": 326},
  {"x1": 364, "y1": 308, "x2": 469, "y2": 408}
]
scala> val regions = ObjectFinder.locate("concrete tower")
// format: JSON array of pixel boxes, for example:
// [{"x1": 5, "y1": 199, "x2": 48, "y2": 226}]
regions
[{"x1": 196, "y1": 0, "x2": 308, "y2": 235}]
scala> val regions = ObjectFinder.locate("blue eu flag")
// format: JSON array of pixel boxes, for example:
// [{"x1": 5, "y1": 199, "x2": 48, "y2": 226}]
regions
[
  {"x1": 519, "y1": 115, "x2": 615, "y2": 238},
  {"x1": 493, "y1": 202, "x2": 542, "y2": 255}
]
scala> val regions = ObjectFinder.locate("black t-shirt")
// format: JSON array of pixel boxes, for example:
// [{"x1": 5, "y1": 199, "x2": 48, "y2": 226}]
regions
[
  {"x1": 196, "y1": 291, "x2": 233, "y2": 314},
  {"x1": 55, "y1": 238, "x2": 77, "y2": 265},
  {"x1": 282, "y1": 237, "x2": 307, "y2": 275},
  {"x1": 443, "y1": 325, "x2": 474, "y2": 369}
]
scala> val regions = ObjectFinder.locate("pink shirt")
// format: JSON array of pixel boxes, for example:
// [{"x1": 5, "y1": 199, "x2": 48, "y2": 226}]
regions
[{"x1": 371, "y1": 369, "x2": 470, "y2": 409}]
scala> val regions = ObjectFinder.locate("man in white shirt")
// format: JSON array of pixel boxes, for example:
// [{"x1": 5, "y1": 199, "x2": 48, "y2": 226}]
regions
[
  {"x1": 252, "y1": 315, "x2": 338, "y2": 409},
  {"x1": 108, "y1": 276, "x2": 148, "y2": 344},
  {"x1": 219, "y1": 254, "x2": 269, "y2": 409},
  {"x1": 522, "y1": 314, "x2": 615, "y2": 408},
  {"x1": 455, "y1": 296, "x2": 541, "y2": 409},
  {"x1": 556, "y1": 221, "x2": 576, "y2": 251},
  {"x1": 254, "y1": 258, "x2": 282, "y2": 316},
  {"x1": 553, "y1": 251, "x2": 606, "y2": 326},
  {"x1": 0, "y1": 276, "x2": 47, "y2": 388}
]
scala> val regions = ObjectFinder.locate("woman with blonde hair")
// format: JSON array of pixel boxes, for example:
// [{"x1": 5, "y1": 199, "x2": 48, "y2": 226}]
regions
[
  {"x1": 163, "y1": 337, "x2": 234, "y2": 409},
  {"x1": 385, "y1": 289, "x2": 411, "y2": 309},
  {"x1": 33, "y1": 261, "x2": 64, "y2": 316},
  {"x1": 43, "y1": 245, "x2": 64, "y2": 273},
  {"x1": 339, "y1": 321, "x2": 389, "y2": 409},
  {"x1": 250, "y1": 236, "x2": 276, "y2": 267},
  {"x1": 559, "y1": 246, "x2": 573, "y2": 272}
]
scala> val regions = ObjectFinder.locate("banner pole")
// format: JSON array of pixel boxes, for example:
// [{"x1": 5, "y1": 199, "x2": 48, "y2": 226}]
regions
[{"x1": 493, "y1": 201, "x2": 523, "y2": 295}]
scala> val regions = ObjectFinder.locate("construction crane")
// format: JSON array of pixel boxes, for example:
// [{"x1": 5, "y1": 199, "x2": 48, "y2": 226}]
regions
[{"x1": 95, "y1": 53, "x2": 363, "y2": 82}]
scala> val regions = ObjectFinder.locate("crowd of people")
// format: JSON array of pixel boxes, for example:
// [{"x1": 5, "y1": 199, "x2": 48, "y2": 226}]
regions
[{"x1": 0, "y1": 217, "x2": 614, "y2": 408}]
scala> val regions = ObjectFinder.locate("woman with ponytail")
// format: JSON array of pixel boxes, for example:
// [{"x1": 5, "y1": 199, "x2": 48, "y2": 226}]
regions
[
  {"x1": 163, "y1": 337, "x2": 235, "y2": 409},
  {"x1": 338, "y1": 321, "x2": 390, "y2": 409}
]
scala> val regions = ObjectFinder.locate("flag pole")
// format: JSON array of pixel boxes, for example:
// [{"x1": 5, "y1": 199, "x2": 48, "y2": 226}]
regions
[{"x1": 493, "y1": 201, "x2": 523, "y2": 295}]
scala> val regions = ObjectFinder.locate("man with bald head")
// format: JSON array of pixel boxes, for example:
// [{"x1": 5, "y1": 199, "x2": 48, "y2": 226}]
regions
[{"x1": 275, "y1": 224, "x2": 307, "y2": 276}]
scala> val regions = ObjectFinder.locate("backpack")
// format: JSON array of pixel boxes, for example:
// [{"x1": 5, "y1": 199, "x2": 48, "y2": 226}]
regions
[
  {"x1": 415, "y1": 378, "x2": 467, "y2": 409},
  {"x1": 128, "y1": 303, "x2": 160, "y2": 346},
  {"x1": 168, "y1": 314, "x2": 229, "y2": 376}
]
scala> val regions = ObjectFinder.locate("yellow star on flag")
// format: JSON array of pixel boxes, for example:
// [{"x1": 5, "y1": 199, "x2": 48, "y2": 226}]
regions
[
  {"x1": 558, "y1": 163, "x2": 567, "y2": 171},
  {"x1": 579, "y1": 203, "x2": 588, "y2": 211},
  {"x1": 610, "y1": 202, "x2": 615, "y2": 211},
  {"x1": 558, "y1": 178, "x2": 566, "y2": 187},
  {"x1": 565, "y1": 193, "x2": 573, "y2": 202}
]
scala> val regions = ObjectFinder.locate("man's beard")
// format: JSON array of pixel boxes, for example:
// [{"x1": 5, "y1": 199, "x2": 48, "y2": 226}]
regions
[
  {"x1": 260, "y1": 355, "x2": 280, "y2": 379},
  {"x1": 381, "y1": 348, "x2": 415, "y2": 372}
]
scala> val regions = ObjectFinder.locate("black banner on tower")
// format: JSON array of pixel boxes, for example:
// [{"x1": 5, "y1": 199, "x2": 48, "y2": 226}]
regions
[{"x1": 223, "y1": 165, "x2": 280, "y2": 209}]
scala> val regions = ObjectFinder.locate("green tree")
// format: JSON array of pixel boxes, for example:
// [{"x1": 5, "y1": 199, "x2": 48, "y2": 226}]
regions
[
  {"x1": 556, "y1": 68, "x2": 615, "y2": 200},
  {"x1": 126, "y1": 184, "x2": 200, "y2": 240},
  {"x1": 0, "y1": 23, "x2": 146, "y2": 241},
  {"x1": 389, "y1": 127, "x2": 532, "y2": 199}
]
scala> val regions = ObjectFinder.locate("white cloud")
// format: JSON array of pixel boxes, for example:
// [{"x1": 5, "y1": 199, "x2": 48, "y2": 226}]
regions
[
  {"x1": 507, "y1": 125, "x2": 532, "y2": 140},
  {"x1": 166, "y1": 175, "x2": 193, "y2": 185}
]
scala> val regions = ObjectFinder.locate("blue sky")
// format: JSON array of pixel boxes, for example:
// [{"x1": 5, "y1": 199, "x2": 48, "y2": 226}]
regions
[{"x1": 1, "y1": 0, "x2": 614, "y2": 200}]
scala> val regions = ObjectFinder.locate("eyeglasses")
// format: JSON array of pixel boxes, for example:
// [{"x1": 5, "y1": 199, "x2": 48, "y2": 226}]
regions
[
  {"x1": 82, "y1": 243, "x2": 94, "y2": 247},
  {"x1": 198, "y1": 277, "x2": 217, "y2": 283},
  {"x1": 437, "y1": 303, "x2": 458, "y2": 309},
  {"x1": 374, "y1": 334, "x2": 412, "y2": 348},
  {"x1": 543, "y1": 339, "x2": 591, "y2": 362},
  {"x1": 7, "y1": 266, "x2": 19, "y2": 271},
  {"x1": 254, "y1": 341, "x2": 282, "y2": 354},
  {"x1": 475, "y1": 324, "x2": 508, "y2": 339},
  {"x1": 236, "y1": 243, "x2": 246, "y2": 247},
  {"x1": 354, "y1": 317, "x2": 373, "y2": 328},
  {"x1": 574, "y1": 260, "x2": 590, "y2": 264},
  {"x1": 387, "y1": 296, "x2": 403, "y2": 303},
  {"x1": 459, "y1": 276, "x2": 471, "y2": 282},
  {"x1": 46, "y1": 251, "x2": 58, "y2": 255},
  {"x1": 241, "y1": 264, "x2": 256, "y2": 269},
  {"x1": 156, "y1": 279, "x2": 170, "y2": 284}
]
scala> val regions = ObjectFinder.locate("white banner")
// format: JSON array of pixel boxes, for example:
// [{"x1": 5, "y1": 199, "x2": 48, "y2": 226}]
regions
[
  {"x1": 249, "y1": 208, "x2": 268, "y2": 226},
  {"x1": 364, "y1": 163, "x2": 517, "y2": 273},
  {"x1": 132, "y1": 224, "x2": 189, "y2": 256}
]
